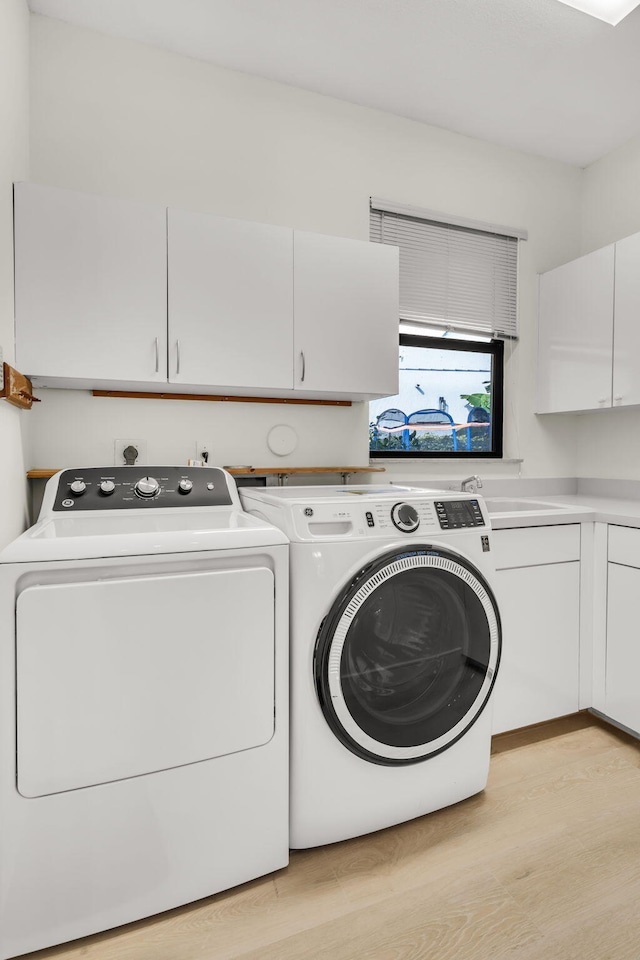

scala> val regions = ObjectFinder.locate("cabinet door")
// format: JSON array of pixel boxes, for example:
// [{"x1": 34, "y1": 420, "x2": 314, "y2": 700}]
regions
[
  {"x1": 612, "y1": 232, "x2": 640, "y2": 408},
  {"x1": 605, "y1": 562, "x2": 640, "y2": 735},
  {"x1": 537, "y1": 245, "x2": 614, "y2": 413},
  {"x1": 168, "y1": 209, "x2": 293, "y2": 390},
  {"x1": 293, "y1": 231, "x2": 399, "y2": 398},
  {"x1": 491, "y1": 562, "x2": 580, "y2": 734},
  {"x1": 14, "y1": 183, "x2": 167, "y2": 383}
]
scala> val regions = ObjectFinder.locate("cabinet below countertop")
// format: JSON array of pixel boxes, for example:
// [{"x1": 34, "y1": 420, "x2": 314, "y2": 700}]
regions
[{"x1": 490, "y1": 525, "x2": 581, "y2": 735}]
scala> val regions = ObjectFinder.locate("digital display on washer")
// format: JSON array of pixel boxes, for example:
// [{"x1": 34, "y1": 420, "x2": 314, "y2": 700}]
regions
[{"x1": 434, "y1": 499, "x2": 485, "y2": 529}]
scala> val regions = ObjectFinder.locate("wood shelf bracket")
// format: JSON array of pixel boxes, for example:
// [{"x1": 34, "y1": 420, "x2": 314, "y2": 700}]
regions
[{"x1": 1, "y1": 363, "x2": 40, "y2": 410}]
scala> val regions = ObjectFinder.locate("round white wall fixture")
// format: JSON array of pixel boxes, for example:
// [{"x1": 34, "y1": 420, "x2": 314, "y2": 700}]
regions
[{"x1": 267, "y1": 424, "x2": 298, "y2": 457}]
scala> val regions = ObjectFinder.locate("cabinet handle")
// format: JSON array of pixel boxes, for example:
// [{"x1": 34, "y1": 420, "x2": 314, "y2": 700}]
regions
[
  {"x1": 176, "y1": 340, "x2": 181, "y2": 376},
  {"x1": 300, "y1": 351, "x2": 305, "y2": 383},
  {"x1": 614, "y1": 395, "x2": 623, "y2": 403},
  {"x1": 154, "y1": 337, "x2": 159, "y2": 374}
]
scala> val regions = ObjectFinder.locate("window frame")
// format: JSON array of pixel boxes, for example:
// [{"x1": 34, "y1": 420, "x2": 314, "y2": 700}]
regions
[{"x1": 369, "y1": 333, "x2": 504, "y2": 460}]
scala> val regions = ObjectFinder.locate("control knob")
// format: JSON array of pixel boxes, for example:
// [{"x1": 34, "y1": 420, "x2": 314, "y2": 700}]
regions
[
  {"x1": 69, "y1": 480, "x2": 86, "y2": 496},
  {"x1": 99, "y1": 480, "x2": 116, "y2": 496},
  {"x1": 134, "y1": 476, "x2": 160, "y2": 499},
  {"x1": 178, "y1": 479, "x2": 193, "y2": 495},
  {"x1": 391, "y1": 502, "x2": 420, "y2": 533}
]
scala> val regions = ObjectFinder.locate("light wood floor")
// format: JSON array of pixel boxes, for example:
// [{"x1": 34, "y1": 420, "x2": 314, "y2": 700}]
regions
[{"x1": 23, "y1": 714, "x2": 640, "y2": 960}]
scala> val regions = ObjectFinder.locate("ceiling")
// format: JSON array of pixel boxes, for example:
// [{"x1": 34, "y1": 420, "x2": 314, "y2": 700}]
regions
[{"x1": 26, "y1": 0, "x2": 640, "y2": 167}]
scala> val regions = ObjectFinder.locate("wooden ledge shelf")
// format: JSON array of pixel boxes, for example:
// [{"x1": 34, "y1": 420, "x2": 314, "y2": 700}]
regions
[
  {"x1": 27, "y1": 466, "x2": 385, "y2": 485},
  {"x1": 92, "y1": 390, "x2": 352, "y2": 407},
  {"x1": 223, "y1": 466, "x2": 384, "y2": 476}
]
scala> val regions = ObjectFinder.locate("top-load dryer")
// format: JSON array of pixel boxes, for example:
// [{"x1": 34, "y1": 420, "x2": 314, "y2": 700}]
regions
[
  {"x1": 0, "y1": 466, "x2": 289, "y2": 960},
  {"x1": 240, "y1": 484, "x2": 502, "y2": 849}
]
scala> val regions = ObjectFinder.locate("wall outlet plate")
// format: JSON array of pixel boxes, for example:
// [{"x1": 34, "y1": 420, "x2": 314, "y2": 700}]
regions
[
  {"x1": 114, "y1": 439, "x2": 147, "y2": 466},
  {"x1": 195, "y1": 439, "x2": 211, "y2": 464}
]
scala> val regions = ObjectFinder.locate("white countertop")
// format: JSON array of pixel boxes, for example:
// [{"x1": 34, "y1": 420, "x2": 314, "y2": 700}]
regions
[{"x1": 488, "y1": 494, "x2": 640, "y2": 530}]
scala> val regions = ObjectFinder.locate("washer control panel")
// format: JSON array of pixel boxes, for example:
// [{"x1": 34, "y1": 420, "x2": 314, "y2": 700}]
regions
[
  {"x1": 434, "y1": 499, "x2": 485, "y2": 529},
  {"x1": 53, "y1": 466, "x2": 234, "y2": 511}
]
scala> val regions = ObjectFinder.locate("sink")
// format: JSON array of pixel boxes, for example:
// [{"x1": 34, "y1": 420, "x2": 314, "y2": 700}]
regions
[{"x1": 484, "y1": 498, "x2": 568, "y2": 514}]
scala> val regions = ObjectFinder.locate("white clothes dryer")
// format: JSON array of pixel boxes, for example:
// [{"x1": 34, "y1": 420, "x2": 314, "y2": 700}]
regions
[
  {"x1": 0, "y1": 466, "x2": 288, "y2": 960},
  {"x1": 240, "y1": 484, "x2": 501, "y2": 850}
]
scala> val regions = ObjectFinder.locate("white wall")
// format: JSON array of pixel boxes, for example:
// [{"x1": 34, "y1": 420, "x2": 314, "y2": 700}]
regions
[
  {"x1": 0, "y1": 0, "x2": 29, "y2": 547},
  {"x1": 573, "y1": 134, "x2": 640, "y2": 479},
  {"x1": 581, "y1": 133, "x2": 640, "y2": 255},
  {"x1": 27, "y1": 14, "x2": 585, "y2": 481}
]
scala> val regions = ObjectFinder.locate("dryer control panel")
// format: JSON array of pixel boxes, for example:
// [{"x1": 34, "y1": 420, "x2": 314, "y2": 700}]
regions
[{"x1": 51, "y1": 466, "x2": 234, "y2": 510}]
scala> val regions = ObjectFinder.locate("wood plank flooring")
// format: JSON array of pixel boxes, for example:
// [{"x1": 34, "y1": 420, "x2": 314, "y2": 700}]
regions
[{"x1": 21, "y1": 714, "x2": 640, "y2": 960}]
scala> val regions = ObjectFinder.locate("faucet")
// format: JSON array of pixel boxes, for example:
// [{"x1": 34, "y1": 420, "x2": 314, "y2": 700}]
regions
[{"x1": 460, "y1": 475, "x2": 483, "y2": 494}]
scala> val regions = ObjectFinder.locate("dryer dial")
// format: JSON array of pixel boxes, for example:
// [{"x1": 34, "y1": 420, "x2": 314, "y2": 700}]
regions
[
  {"x1": 134, "y1": 476, "x2": 160, "y2": 499},
  {"x1": 391, "y1": 502, "x2": 420, "y2": 533}
]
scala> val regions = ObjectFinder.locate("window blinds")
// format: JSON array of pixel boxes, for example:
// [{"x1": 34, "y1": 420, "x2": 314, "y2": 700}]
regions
[{"x1": 370, "y1": 198, "x2": 524, "y2": 339}]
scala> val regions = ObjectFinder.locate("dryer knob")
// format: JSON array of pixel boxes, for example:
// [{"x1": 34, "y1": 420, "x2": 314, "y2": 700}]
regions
[
  {"x1": 135, "y1": 476, "x2": 160, "y2": 499},
  {"x1": 391, "y1": 502, "x2": 420, "y2": 533},
  {"x1": 178, "y1": 478, "x2": 193, "y2": 494},
  {"x1": 69, "y1": 480, "x2": 86, "y2": 496},
  {"x1": 99, "y1": 480, "x2": 116, "y2": 496}
]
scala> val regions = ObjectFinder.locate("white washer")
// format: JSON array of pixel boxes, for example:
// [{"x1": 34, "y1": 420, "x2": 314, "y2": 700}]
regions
[
  {"x1": 0, "y1": 466, "x2": 289, "y2": 960},
  {"x1": 240, "y1": 484, "x2": 501, "y2": 850}
]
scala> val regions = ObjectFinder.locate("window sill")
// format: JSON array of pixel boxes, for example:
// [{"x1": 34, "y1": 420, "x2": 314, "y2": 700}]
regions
[{"x1": 369, "y1": 457, "x2": 524, "y2": 465}]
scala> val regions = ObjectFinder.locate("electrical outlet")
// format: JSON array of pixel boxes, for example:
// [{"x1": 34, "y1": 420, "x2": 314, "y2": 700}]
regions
[
  {"x1": 114, "y1": 439, "x2": 147, "y2": 466},
  {"x1": 195, "y1": 439, "x2": 211, "y2": 465}
]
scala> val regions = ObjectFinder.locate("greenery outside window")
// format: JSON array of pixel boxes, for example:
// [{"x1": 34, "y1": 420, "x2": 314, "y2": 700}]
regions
[{"x1": 369, "y1": 333, "x2": 504, "y2": 459}]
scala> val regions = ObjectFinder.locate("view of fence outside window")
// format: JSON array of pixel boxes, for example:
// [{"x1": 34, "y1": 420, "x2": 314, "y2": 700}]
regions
[{"x1": 369, "y1": 334, "x2": 503, "y2": 458}]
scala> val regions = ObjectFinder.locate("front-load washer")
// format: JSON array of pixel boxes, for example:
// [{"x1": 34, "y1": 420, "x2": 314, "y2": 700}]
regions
[
  {"x1": 0, "y1": 466, "x2": 288, "y2": 960},
  {"x1": 240, "y1": 484, "x2": 501, "y2": 849}
]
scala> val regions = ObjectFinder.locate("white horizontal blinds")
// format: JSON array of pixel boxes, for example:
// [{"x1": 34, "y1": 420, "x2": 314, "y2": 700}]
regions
[{"x1": 370, "y1": 203, "x2": 520, "y2": 339}]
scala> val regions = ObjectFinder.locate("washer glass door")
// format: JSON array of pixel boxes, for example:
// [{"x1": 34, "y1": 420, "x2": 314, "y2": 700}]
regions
[{"x1": 315, "y1": 546, "x2": 501, "y2": 765}]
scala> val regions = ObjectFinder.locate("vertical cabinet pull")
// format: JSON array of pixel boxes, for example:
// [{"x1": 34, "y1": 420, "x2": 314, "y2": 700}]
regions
[
  {"x1": 300, "y1": 351, "x2": 306, "y2": 383},
  {"x1": 154, "y1": 337, "x2": 159, "y2": 374},
  {"x1": 176, "y1": 340, "x2": 181, "y2": 376}
]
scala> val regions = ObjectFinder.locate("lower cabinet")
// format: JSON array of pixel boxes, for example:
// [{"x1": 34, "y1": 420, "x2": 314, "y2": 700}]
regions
[
  {"x1": 491, "y1": 525, "x2": 581, "y2": 735},
  {"x1": 604, "y1": 525, "x2": 640, "y2": 736}
]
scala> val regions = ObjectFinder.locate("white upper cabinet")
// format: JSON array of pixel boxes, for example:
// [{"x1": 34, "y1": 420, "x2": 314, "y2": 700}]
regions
[
  {"x1": 537, "y1": 230, "x2": 640, "y2": 414},
  {"x1": 14, "y1": 183, "x2": 167, "y2": 383},
  {"x1": 537, "y1": 245, "x2": 615, "y2": 414},
  {"x1": 612, "y1": 231, "x2": 640, "y2": 408},
  {"x1": 14, "y1": 184, "x2": 399, "y2": 400},
  {"x1": 293, "y1": 231, "x2": 399, "y2": 398},
  {"x1": 167, "y1": 209, "x2": 294, "y2": 391}
]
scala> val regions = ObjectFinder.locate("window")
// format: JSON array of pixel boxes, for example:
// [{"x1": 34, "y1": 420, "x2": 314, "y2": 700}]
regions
[
  {"x1": 370, "y1": 333, "x2": 504, "y2": 459},
  {"x1": 369, "y1": 197, "x2": 524, "y2": 459}
]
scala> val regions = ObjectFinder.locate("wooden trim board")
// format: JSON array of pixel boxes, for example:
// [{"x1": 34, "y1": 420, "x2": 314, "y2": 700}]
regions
[{"x1": 92, "y1": 390, "x2": 352, "y2": 406}]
